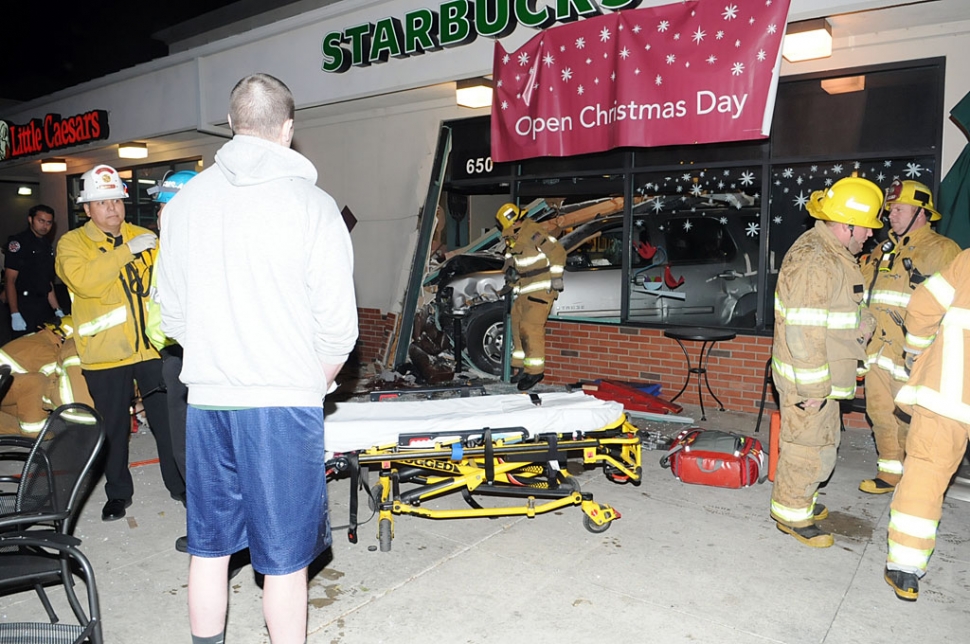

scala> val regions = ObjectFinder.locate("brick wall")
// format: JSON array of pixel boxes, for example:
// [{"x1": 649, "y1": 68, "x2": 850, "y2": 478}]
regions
[{"x1": 357, "y1": 307, "x2": 397, "y2": 364}]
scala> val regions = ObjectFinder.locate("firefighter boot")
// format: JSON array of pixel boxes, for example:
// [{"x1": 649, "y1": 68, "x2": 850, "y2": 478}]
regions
[
  {"x1": 860, "y1": 477, "x2": 896, "y2": 494},
  {"x1": 776, "y1": 522, "x2": 834, "y2": 548},
  {"x1": 517, "y1": 372, "x2": 544, "y2": 391},
  {"x1": 885, "y1": 568, "x2": 919, "y2": 602},
  {"x1": 813, "y1": 504, "x2": 829, "y2": 521},
  {"x1": 510, "y1": 368, "x2": 524, "y2": 384}
]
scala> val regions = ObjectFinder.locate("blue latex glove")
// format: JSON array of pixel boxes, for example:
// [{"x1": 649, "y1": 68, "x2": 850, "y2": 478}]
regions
[
  {"x1": 11, "y1": 312, "x2": 26, "y2": 331},
  {"x1": 54, "y1": 309, "x2": 65, "y2": 318}
]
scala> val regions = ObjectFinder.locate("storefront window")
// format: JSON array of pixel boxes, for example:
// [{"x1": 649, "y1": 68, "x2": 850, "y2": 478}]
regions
[{"x1": 628, "y1": 168, "x2": 762, "y2": 328}]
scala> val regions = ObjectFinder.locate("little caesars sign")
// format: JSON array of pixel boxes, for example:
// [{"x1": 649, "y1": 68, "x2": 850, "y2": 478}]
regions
[{"x1": 321, "y1": 0, "x2": 641, "y2": 72}]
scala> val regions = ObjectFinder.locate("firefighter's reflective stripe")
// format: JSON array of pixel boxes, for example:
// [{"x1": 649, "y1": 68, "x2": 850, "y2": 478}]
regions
[
  {"x1": 896, "y1": 385, "x2": 970, "y2": 423},
  {"x1": 515, "y1": 280, "x2": 554, "y2": 296},
  {"x1": 0, "y1": 350, "x2": 28, "y2": 374},
  {"x1": 19, "y1": 419, "x2": 46, "y2": 434},
  {"x1": 877, "y1": 458, "x2": 904, "y2": 475},
  {"x1": 829, "y1": 385, "x2": 856, "y2": 399},
  {"x1": 77, "y1": 306, "x2": 127, "y2": 337},
  {"x1": 897, "y1": 306, "x2": 970, "y2": 420},
  {"x1": 890, "y1": 510, "x2": 938, "y2": 539},
  {"x1": 60, "y1": 407, "x2": 98, "y2": 425},
  {"x1": 772, "y1": 357, "x2": 830, "y2": 386},
  {"x1": 61, "y1": 356, "x2": 81, "y2": 368},
  {"x1": 870, "y1": 290, "x2": 912, "y2": 308},
  {"x1": 887, "y1": 540, "x2": 933, "y2": 572},
  {"x1": 774, "y1": 300, "x2": 859, "y2": 329},
  {"x1": 925, "y1": 273, "x2": 955, "y2": 309},
  {"x1": 771, "y1": 499, "x2": 813, "y2": 524},
  {"x1": 39, "y1": 361, "x2": 58, "y2": 377},
  {"x1": 550, "y1": 265, "x2": 564, "y2": 275},
  {"x1": 524, "y1": 357, "x2": 545, "y2": 368},
  {"x1": 513, "y1": 252, "x2": 549, "y2": 269},
  {"x1": 512, "y1": 350, "x2": 526, "y2": 360},
  {"x1": 905, "y1": 332, "x2": 935, "y2": 351},
  {"x1": 867, "y1": 353, "x2": 910, "y2": 381}
]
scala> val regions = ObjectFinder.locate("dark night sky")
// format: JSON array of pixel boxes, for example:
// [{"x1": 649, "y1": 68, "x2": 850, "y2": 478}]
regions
[{"x1": 1, "y1": 1, "x2": 246, "y2": 103}]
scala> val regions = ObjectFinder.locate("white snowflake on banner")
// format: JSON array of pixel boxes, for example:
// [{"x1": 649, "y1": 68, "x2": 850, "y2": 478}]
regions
[
  {"x1": 719, "y1": 216, "x2": 728, "y2": 224},
  {"x1": 832, "y1": 164, "x2": 843, "y2": 174},
  {"x1": 594, "y1": 78, "x2": 600, "y2": 85},
  {"x1": 716, "y1": 30, "x2": 725, "y2": 39},
  {"x1": 796, "y1": 176, "x2": 803, "y2": 185},
  {"x1": 502, "y1": 54, "x2": 510, "y2": 64},
  {"x1": 634, "y1": 68, "x2": 641, "y2": 75},
  {"x1": 707, "y1": 54, "x2": 717, "y2": 64},
  {"x1": 782, "y1": 168, "x2": 793, "y2": 178},
  {"x1": 658, "y1": 20, "x2": 670, "y2": 32},
  {"x1": 560, "y1": 45, "x2": 566, "y2": 52},
  {"x1": 749, "y1": 16, "x2": 756, "y2": 25},
  {"x1": 735, "y1": 39, "x2": 742, "y2": 48},
  {"x1": 810, "y1": 165, "x2": 818, "y2": 172},
  {"x1": 884, "y1": 160, "x2": 892, "y2": 167},
  {"x1": 746, "y1": 222, "x2": 760, "y2": 237},
  {"x1": 667, "y1": 54, "x2": 677, "y2": 64},
  {"x1": 682, "y1": 173, "x2": 692, "y2": 181},
  {"x1": 518, "y1": 52, "x2": 530, "y2": 66},
  {"x1": 854, "y1": 161, "x2": 861, "y2": 169},
  {"x1": 651, "y1": 197, "x2": 664, "y2": 213},
  {"x1": 501, "y1": 100, "x2": 509, "y2": 110},
  {"x1": 793, "y1": 191, "x2": 809, "y2": 209},
  {"x1": 773, "y1": 216, "x2": 782, "y2": 224},
  {"x1": 600, "y1": 27, "x2": 612, "y2": 42},
  {"x1": 740, "y1": 171, "x2": 755, "y2": 186},
  {"x1": 683, "y1": 220, "x2": 693, "y2": 231},
  {"x1": 619, "y1": 47, "x2": 631, "y2": 59},
  {"x1": 586, "y1": 58, "x2": 592, "y2": 64},
  {"x1": 825, "y1": 178, "x2": 833, "y2": 186},
  {"x1": 877, "y1": 172, "x2": 886, "y2": 181},
  {"x1": 723, "y1": 170, "x2": 731, "y2": 176},
  {"x1": 718, "y1": 181, "x2": 725, "y2": 189},
  {"x1": 723, "y1": 4, "x2": 739, "y2": 20},
  {"x1": 576, "y1": 37, "x2": 586, "y2": 49},
  {"x1": 674, "y1": 33, "x2": 681, "y2": 40},
  {"x1": 645, "y1": 43, "x2": 652, "y2": 51},
  {"x1": 561, "y1": 68, "x2": 573, "y2": 82},
  {"x1": 577, "y1": 85, "x2": 585, "y2": 95},
  {"x1": 693, "y1": 27, "x2": 706, "y2": 43},
  {"x1": 731, "y1": 62, "x2": 744, "y2": 75},
  {"x1": 543, "y1": 53, "x2": 555, "y2": 66},
  {"x1": 655, "y1": 74, "x2": 663, "y2": 85},
  {"x1": 767, "y1": 23, "x2": 777, "y2": 34},
  {"x1": 766, "y1": 0, "x2": 773, "y2": 5},
  {"x1": 691, "y1": 184, "x2": 704, "y2": 196},
  {"x1": 611, "y1": 71, "x2": 616, "y2": 81},
  {"x1": 905, "y1": 163, "x2": 924, "y2": 177},
  {"x1": 757, "y1": 49, "x2": 766, "y2": 61},
  {"x1": 632, "y1": 24, "x2": 642, "y2": 34}
]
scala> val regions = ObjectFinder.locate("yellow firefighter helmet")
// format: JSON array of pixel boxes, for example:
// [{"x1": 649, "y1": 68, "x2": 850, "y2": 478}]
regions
[
  {"x1": 495, "y1": 202, "x2": 524, "y2": 231},
  {"x1": 884, "y1": 179, "x2": 941, "y2": 221},
  {"x1": 806, "y1": 177, "x2": 884, "y2": 229}
]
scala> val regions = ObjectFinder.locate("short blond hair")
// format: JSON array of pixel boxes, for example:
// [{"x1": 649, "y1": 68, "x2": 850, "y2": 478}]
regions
[{"x1": 228, "y1": 73, "x2": 295, "y2": 140}]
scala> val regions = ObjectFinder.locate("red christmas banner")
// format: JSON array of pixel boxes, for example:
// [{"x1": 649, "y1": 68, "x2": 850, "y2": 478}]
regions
[{"x1": 491, "y1": 0, "x2": 791, "y2": 162}]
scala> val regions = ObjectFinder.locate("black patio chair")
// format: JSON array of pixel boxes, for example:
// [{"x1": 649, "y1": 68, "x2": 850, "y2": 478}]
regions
[{"x1": 0, "y1": 402, "x2": 106, "y2": 644}]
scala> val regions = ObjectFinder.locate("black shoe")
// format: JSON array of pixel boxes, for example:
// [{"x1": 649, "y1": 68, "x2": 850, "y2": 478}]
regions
[
  {"x1": 175, "y1": 536, "x2": 188, "y2": 553},
  {"x1": 509, "y1": 368, "x2": 524, "y2": 383},
  {"x1": 885, "y1": 568, "x2": 919, "y2": 601},
  {"x1": 102, "y1": 498, "x2": 132, "y2": 522},
  {"x1": 814, "y1": 503, "x2": 829, "y2": 521},
  {"x1": 517, "y1": 372, "x2": 544, "y2": 391}
]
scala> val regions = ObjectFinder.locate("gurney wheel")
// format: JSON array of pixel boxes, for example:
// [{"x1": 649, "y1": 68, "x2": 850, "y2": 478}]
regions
[
  {"x1": 583, "y1": 514, "x2": 612, "y2": 534},
  {"x1": 379, "y1": 518, "x2": 392, "y2": 552}
]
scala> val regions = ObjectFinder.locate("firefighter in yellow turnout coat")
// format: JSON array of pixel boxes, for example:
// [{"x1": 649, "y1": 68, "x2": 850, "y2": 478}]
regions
[
  {"x1": 860, "y1": 180, "x2": 959, "y2": 494},
  {"x1": 0, "y1": 317, "x2": 94, "y2": 435},
  {"x1": 883, "y1": 249, "x2": 970, "y2": 602},
  {"x1": 497, "y1": 203, "x2": 566, "y2": 391},
  {"x1": 770, "y1": 177, "x2": 883, "y2": 548}
]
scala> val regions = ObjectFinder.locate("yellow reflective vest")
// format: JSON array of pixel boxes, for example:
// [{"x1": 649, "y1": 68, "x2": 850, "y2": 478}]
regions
[
  {"x1": 772, "y1": 221, "x2": 874, "y2": 400},
  {"x1": 897, "y1": 249, "x2": 970, "y2": 422},
  {"x1": 55, "y1": 220, "x2": 160, "y2": 370},
  {"x1": 861, "y1": 225, "x2": 959, "y2": 381}
]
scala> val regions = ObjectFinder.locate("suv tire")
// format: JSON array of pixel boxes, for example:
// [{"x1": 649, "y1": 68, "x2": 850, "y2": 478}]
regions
[{"x1": 464, "y1": 301, "x2": 505, "y2": 376}]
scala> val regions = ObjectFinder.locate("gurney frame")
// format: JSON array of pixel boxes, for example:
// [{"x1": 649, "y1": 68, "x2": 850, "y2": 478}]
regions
[{"x1": 328, "y1": 415, "x2": 643, "y2": 552}]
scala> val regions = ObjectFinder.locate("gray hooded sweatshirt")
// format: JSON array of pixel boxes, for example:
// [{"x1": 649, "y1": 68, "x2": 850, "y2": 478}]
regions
[{"x1": 157, "y1": 134, "x2": 357, "y2": 407}]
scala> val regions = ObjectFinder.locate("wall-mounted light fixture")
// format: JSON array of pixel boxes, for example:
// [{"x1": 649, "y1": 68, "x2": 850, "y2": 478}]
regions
[
  {"x1": 17, "y1": 186, "x2": 33, "y2": 196},
  {"x1": 783, "y1": 18, "x2": 832, "y2": 63},
  {"x1": 118, "y1": 141, "x2": 148, "y2": 159},
  {"x1": 821, "y1": 75, "x2": 866, "y2": 95},
  {"x1": 40, "y1": 158, "x2": 67, "y2": 173},
  {"x1": 456, "y1": 77, "x2": 493, "y2": 109}
]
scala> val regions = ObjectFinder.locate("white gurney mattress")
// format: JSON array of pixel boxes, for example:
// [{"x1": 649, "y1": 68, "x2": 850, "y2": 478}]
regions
[{"x1": 325, "y1": 392, "x2": 625, "y2": 457}]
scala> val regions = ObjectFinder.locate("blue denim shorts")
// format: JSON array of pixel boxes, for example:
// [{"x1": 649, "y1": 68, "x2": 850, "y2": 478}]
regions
[{"x1": 185, "y1": 406, "x2": 331, "y2": 575}]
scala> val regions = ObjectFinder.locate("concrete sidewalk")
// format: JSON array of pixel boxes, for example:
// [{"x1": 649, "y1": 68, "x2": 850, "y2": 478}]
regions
[{"x1": 2, "y1": 389, "x2": 968, "y2": 643}]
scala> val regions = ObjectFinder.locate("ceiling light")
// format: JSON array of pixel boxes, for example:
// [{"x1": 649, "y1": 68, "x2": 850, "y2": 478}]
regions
[
  {"x1": 18, "y1": 186, "x2": 33, "y2": 196},
  {"x1": 40, "y1": 158, "x2": 67, "y2": 173},
  {"x1": 783, "y1": 18, "x2": 832, "y2": 63},
  {"x1": 118, "y1": 141, "x2": 148, "y2": 159},
  {"x1": 456, "y1": 77, "x2": 493, "y2": 109},
  {"x1": 821, "y1": 75, "x2": 866, "y2": 95}
]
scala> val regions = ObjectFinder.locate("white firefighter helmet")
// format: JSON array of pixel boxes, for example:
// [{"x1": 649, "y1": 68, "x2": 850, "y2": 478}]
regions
[{"x1": 77, "y1": 165, "x2": 128, "y2": 204}]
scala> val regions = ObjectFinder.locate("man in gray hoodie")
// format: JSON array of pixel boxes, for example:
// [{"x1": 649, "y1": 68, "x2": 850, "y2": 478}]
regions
[{"x1": 157, "y1": 73, "x2": 357, "y2": 644}]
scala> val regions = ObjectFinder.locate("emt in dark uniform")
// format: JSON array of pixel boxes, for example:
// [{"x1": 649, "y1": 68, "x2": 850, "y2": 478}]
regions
[{"x1": 5, "y1": 205, "x2": 64, "y2": 338}]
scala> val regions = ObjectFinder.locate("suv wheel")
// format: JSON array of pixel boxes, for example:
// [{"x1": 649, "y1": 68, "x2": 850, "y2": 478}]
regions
[{"x1": 464, "y1": 302, "x2": 505, "y2": 376}]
